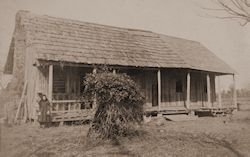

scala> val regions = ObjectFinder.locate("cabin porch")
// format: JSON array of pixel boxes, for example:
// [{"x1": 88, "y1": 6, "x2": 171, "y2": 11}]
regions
[{"x1": 37, "y1": 63, "x2": 237, "y2": 122}]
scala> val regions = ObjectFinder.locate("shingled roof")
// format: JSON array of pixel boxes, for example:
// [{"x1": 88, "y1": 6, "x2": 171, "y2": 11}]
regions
[{"x1": 5, "y1": 10, "x2": 235, "y2": 74}]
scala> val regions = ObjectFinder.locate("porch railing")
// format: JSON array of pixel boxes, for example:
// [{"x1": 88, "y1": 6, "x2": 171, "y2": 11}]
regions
[{"x1": 50, "y1": 100, "x2": 95, "y2": 122}]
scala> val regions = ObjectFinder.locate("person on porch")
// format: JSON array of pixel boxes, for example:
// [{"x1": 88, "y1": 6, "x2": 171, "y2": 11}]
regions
[{"x1": 37, "y1": 93, "x2": 52, "y2": 128}]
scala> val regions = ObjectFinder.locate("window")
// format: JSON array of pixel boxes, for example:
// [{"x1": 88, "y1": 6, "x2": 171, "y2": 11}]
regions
[{"x1": 176, "y1": 80, "x2": 183, "y2": 93}]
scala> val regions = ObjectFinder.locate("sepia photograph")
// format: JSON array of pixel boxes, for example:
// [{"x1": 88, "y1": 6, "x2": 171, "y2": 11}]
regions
[{"x1": 0, "y1": 0, "x2": 250, "y2": 156}]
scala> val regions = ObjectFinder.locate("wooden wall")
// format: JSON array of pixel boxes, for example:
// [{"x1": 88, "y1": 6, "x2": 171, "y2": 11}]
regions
[
  {"x1": 144, "y1": 70, "x2": 157, "y2": 110},
  {"x1": 161, "y1": 69, "x2": 187, "y2": 109},
  {"x1": 127, "y1": 69, "x2": 187, "y2": 111},
  {"x1": 51, "y1": 66, "x2": 92, "y2": 100},
  {"x1": 189, "y1": 72, "x2": 216, "y2": 109},
  {"x1": 128, "y1": 69, "x2": 217, "y2": 111},
  {"x1": 122, "y1": 69, "x2": 159, "y2": 111}
]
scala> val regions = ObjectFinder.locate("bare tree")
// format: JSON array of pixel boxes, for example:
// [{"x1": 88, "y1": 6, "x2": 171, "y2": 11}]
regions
[{"x1": 206, "y1": 0, "x2": 250, "y2": 26}]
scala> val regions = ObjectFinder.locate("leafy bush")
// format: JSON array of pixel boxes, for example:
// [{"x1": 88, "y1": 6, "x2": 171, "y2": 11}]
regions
[{"x1": 82, "y1": 68, "x2": 144, "y2": 139}]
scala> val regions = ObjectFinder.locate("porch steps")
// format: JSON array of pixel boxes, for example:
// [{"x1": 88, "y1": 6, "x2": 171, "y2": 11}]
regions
[
  {"x1": 195, "y1": 107, "x2": 235, "y2": 117},
  {"x1": 163, "y1": 114, "x2": 198, "y2": 122}
]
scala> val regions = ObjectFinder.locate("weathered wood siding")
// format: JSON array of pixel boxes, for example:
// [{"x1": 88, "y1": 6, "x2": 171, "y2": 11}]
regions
[
  {"x1": 118, "y1": 69, "x2": 155, "y2": 111},
  {"x1": 123, "y1": 69, "x2": 218, "y2": 111},
  {"x1": 161, "y1": 69, "x2": 187, "y2": 110},
  {"x1": 189, "y1": 72, "x2": 216, "y2": 109},
  {"x1": 129, "y1": 69, "x2": 187, "y2": 111},
  {"x1": 51, "y1": 66, "x2": 92, "y2": 100},
  {"x1": 30, "y1": 66, "x2": 49, "y2": 120},
  {"x1": 134, "y1": 69, "x2": 217, "y2": 111}
]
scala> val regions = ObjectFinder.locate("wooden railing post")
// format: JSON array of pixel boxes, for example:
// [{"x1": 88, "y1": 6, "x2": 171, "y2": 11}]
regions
[
  {"x1": 157, "y1": 69, "x2": 161, "y2": 111},
  {"x1": 186, "y1": 72, "x2": 191, "y2": 109},
  {"x1": 217, "y1": 76, "x2": 222, "y2": 108},
  {"x1": 233, "y1": 74, "x2": 237, "y2": 110},
  {"x1": 48, "y1": 64, "x2": 53, "y2": 102},
  {"x1": 207, "y1": 74, "x2": 211, "y2": 108}
]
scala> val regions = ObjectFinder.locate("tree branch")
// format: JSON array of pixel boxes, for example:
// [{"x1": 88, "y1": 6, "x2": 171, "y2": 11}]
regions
[{"x1": 204, "y1": 0, "x2": 250, "y2": 26}]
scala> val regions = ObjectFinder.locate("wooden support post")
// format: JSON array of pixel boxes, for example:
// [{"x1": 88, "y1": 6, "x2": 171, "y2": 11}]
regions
[
  {"x1": 56, "y1": 103, "x2": 59, "y2": 111},
  {"x1": 78, "y1": 103, "x2": 81, "y2": 110},
  {"x1": 14, "y1": 81, "x2": 27, "y2": 124},
  {"x1": 22, "y1": 96, "x2": 27, "y2": 123},
  {"x1": 93, "y1": 68, "x2": 97, "y2": 74},
  {"x1": 233, "y1": 75, "x2": 237, "y2": 110},
  {"x1": 157, "y1": 69, "x2": 161, "y2": 111},
  {"x1": 207, "y1": 74, "x2": 211, "y2": 108},
  {"x1": 48, "y1": 65, "x2": 53, "y2": 102},
  {"x1": 217, "y1": 76, "x2": 222, "y2": 108},
  {"x1": 186, "y1": 72, "x2": 191, "y2": 109},
  {"x1": 68, "y1": 103, "x2": 71, "y2": 111}
]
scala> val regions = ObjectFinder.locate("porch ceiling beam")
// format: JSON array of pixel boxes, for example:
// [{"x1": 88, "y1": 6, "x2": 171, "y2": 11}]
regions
[{"x1": 37, "y1": 60, "x2": 160, "y2": 70}]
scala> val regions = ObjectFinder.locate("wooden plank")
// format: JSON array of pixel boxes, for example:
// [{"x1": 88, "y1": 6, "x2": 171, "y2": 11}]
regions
[
  {"x1": 51, "y1": 109, "x2": 95, "y2": 122},
  {"x1": 22, "y1": 95, "x2": 27, "y2": 123},
  {"x1": 164, "y1": 115, "x2": 198, "y2": 121},
  {"x1": 211, "y1": 75, "x2": 216, "y2": 103},
  {"x1": 48, "y1": 65, "x2": 53, "y2": 101},
  {"x1": 93, "y1": 67, "x2": 97, "y2": 109},
  {"x1": 207, "y1": 74, "x2": 211, "y2": 108},
  {"x1": 14, "y1": 81, "x2": 27, "y2": 123},
  {"x1": 51, "y1": 109, "x2": 94, "y2": 114},
  {"x1": 217, "y1": 76, "x2": 222, "y2": 108},
  {"x1": 157, "y1": 69, "x2": 161, "y2": 111},
  {"x1": 66, "y1": 67, "x2": 70, "y2": 94},
  {"x1": 233, "y1": 75, "x2": 237, "y2": 109},
  {"x1": 52, "y1": 100, "x2": 82, "y2": 103},
  {"x1": 68, "y1": 103, "x2": 71, "y2": 111},
  {"x1": 186, "y1": 72, "x2": 190, "y2": 109},
  {"x1": 56, "y1": 103, "x2": 59, "y2": 111}
]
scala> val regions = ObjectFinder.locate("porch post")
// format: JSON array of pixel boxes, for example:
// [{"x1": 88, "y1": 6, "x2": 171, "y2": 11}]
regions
[
  {"x1": 233, "y1": 74, "x2": 237, "y2": 110},
  {"x1": 93, "y1": 68, "x2": 97, "y2": 74},
  {"x1": 217, "y1": 76, "x2": 222, "y2": 108},
  {"x1": 93, "y1": 68, "x2": 97, "y2": 109},
  {"x1": 207, "y1": 74, "x2": 211, "y2": 108},
  {"x1": 157, "y1": 69, "x2": 161, "y2": 111},
  {"x1": 48, "y1": 64, "x2": 53, "y2": 101},
  {"x1": 186, "y1": 72, "x2": 191, "y2": 109}
]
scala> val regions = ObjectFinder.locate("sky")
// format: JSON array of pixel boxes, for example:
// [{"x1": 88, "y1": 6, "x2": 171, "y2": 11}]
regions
[{"x1": 0, "y1": 0, "x2": 249, "y2": 89}]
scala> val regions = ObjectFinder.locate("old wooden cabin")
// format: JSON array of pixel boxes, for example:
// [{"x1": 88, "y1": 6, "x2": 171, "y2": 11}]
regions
[{"x1": 4, "y1": 11, "x2": 237, "y2": 122}]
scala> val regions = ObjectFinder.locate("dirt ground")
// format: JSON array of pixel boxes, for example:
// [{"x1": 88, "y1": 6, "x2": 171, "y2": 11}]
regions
[{"x1": 0, "y1": 111, "x2": 250, "y2": 157}]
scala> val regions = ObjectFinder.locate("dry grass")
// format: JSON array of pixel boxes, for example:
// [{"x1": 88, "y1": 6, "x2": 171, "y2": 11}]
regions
[{"x1": 1, "y1": 111, "x2": 250, "y2": 157}]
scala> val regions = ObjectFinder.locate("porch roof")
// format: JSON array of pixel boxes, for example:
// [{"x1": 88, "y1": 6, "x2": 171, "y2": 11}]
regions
[{"x1": 6, "y1": 11, "x2": 236, "y2": 75}]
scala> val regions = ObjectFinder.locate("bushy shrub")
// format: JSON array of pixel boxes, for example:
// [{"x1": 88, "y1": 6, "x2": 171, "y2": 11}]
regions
[{"x1": 82, "y1": 68, "x2": 144, "y2": 139}]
